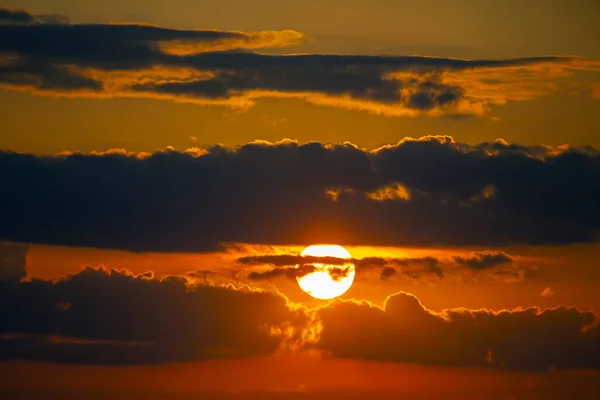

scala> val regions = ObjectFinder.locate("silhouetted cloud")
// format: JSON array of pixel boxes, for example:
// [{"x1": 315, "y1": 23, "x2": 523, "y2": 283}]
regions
[
  {"x1": 247, "y1": 264, "x2": 318, "y2": 281},
  {"x1": 317, "y1": 292, "x2": 600, "y2": 370},
  {"x1": 380, "y1": 267, "x2": 397, "y2": 281},
  {"x1": 2, "y1": 267, "x2": 599, "y2": 370},
  {"x1": 453, "y1": 251, "x2": 513, "y2": 270},
  {"x1": 0, "y1": 242, "x2": 28, "y2": 282},
  {"x1": 1, "y1": 137, "x2": 599, "y2": 251},
  {"x1": 1, "y1": 7, "x2": 599, "y2": 116},
  {"x1": 0, "y1": 266, "x2": 312, "y2": 364}
]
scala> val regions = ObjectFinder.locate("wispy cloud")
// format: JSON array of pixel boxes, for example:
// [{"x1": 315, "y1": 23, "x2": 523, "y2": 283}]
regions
[{"x1": 1, "y1": 7, "x2": 599, "y2": 117}]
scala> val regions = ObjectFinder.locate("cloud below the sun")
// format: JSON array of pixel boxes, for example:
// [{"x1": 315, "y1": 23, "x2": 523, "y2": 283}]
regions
[
  {"x1": 0, "y1": 252, "x2": 599, "y2": 371},
  {"x1": 1, "y1": 7, "x2": 600, "y2": 117}
]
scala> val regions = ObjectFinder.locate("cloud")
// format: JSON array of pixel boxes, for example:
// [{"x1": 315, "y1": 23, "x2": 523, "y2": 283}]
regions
[
  {"x1": 239, "y1": 252, "x2": 521, "y2": 283},
  {"x1": 0, "y1": 7, "x2": 70, "y2": 25},
  {"x1": 0, "y1": 266, "x2": 313, "y2": 364},
  {"x1": 247, "y1": 264, "x2": 318, "y2": 281},
  {"x1": 1, "y1": 137, "x2": 599, "y2": 251},
  {"x1": 1, "y1": 7, "x2": 599, "y2": 117},
  {"x1": 1, "y1": 261, "x2": 599, "y2": 370},
  {"x1": 541, "y1": 287, "x2": 556, "y2": 298},
  {"x1": 453, "y1": 251, "x2": 514, "y2": 270},
  {"x1": 0, "y1": 242, "x2": 28, "y2": 282},
  {"x1": 380, "y1": 267, "x2": 397, "y2": 281},
  {"x1": 316, "y1": 292, "x2": 600, "y2": 370}
]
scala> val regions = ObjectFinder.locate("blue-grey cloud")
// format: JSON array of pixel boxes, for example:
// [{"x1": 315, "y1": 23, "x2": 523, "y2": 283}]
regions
[{"x1": 1, "y1": 137, "x2": 598, "y2": 252}]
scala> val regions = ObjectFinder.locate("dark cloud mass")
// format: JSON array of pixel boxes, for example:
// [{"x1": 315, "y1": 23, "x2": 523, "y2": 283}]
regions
[
  {"x1": 1, "y1": 7, "x2": 596, "y2": 116},
  {"x1": 0, "y1": 242, "x2": 28, "y2": 283},
  {"x1": 1, "y1": 137, "x2": 599, "y2": 251},
  {"x1": 1, "y1": 266, "x2": 599, "y2": 370},
  {"x1": 317, "y1": 293, "x2": 600, "y2": 371},
  {"x1": 0, "y1": 266, "x2": 310, "y2": 364}
]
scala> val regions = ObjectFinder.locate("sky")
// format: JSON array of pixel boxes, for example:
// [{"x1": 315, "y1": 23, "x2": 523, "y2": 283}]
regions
[{"x1": 1, "y1": 1, "x2": 600, "y2": 399}]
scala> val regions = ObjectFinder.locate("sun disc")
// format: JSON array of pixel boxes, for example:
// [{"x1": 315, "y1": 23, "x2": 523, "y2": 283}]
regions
[{"x1": 296, "y1": 244, "x2": 355, "y2": 300}]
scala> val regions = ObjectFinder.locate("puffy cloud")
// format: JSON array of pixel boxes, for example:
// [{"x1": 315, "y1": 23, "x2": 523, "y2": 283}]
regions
[
  {"x1": 0, "y1": 242, "x2": 28, "y2": 282},
  {"x1": 1, "y1": 8, "x2": 599, "y2": 116},
  {"x1": 1, "y1": 137, "x2": 599, "y2": 251},
  {"x1": 0, "y1": 266, "x2": 313, "y2": 364},
  {"x1": 316, "y1": 292, "x2": 600, "y2": 370},
  {"x1": 1, "y1": 264, "x2": 599, "y2": 370}
]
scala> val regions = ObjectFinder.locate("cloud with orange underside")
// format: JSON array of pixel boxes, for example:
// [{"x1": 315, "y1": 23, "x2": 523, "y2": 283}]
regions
[
  {"x1": 2, "y1": 7, "x2": 600, "y2": 117},
  {"x1": 1, "y1": 260, "x2": 599, "y2": 370}
]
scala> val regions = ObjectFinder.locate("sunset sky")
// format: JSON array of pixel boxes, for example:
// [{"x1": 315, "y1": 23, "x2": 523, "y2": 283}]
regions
[{"x1": 1, "y1": 1, "x2": 600, "y2": 399}]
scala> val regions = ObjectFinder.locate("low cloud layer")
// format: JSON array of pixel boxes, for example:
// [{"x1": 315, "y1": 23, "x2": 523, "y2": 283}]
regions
[
  {"x1": 1, "y1": 137, "x2": 599, "y2": 251},
  {"x1": 1, "y1": 264, "x2": 599, "y2": 370},
  {"x1": 0, "y1": 266, "x2": 312, "y2": 364},
  {"x1": 1, "y1": 7, "x2": 599, "y2": 117},
  {"x1": 317, "y1": 292, "x2": 600, "y2": 371}
]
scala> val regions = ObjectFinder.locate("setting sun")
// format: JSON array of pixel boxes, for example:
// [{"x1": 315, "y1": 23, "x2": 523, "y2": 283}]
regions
[{"x1": 296, "y1": 245, "x2": 356, "y2": 300}]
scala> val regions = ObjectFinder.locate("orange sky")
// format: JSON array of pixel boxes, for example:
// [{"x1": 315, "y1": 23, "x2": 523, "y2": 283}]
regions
[{"x1": 1, "y1": 2, "x2": 600, "y2": 399}]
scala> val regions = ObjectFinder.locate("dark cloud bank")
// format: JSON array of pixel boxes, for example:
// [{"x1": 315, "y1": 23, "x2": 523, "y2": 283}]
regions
[
  {"x1": 0, "y1": 249, "x2": 598, "y2": 370},
  {"x1": 1, "y1": 137, "x2": 599, "y2": 251}
]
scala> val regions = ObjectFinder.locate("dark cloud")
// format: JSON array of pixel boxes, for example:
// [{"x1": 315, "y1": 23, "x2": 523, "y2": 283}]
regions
[
  {"x1": 247, "y1": 264, "x2": 318, "y2": 281},
  {"x1": 327, "y1": 267, "x2": 352, "y2": 282},
  {"x1": 380, "y1": 267, "x2": 397, "y2": 281},
  {"x1": 1, "y1": 137, "x2": 599, "y2": 251},
  {"x1": 0, "y1": 8, "x2": 595, "y2": 116},
  {"x1": 317, "y1": 292, "x2": 600, "y2": 371},
  {"x1": 0, "y1": 7, "x2": 69, "y2": 25},
  {"x1": 0, "y1": 8, "x2": 34, "y2": 25},
  {"x1": 453, "y1": 251, "x2": 514, "y2": 270},
  {"x1": 0, "y1": 266, "x2": 310, "y2": 364},
  {"x1": 2, "y1": 264, "x2": 600, "y2": 370},
  {"x1": 238, "y1": 255, "x2": 349, "y2": 267},
  {"x1": 0, "y1": 242, "x2": 28, "y2": 283}
]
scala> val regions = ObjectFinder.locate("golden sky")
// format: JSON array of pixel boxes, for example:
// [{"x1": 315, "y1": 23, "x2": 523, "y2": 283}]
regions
[{"x1": 1, "y1": 1, "x2": 600, "y2": 399}]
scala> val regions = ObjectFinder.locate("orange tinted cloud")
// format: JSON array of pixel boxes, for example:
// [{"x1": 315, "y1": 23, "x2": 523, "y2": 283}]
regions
[
  {"x1": 2, "y1": 262, "x2": 600, "y2": 370},
  {"x1": 316, "y1": 292, "x2": 600, "y2": 370}
]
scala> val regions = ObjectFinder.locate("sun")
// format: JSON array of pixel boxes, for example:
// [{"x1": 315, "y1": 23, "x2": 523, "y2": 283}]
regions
[{"x1": 296, "y1": 244, "x2": 356, "y2": 300}]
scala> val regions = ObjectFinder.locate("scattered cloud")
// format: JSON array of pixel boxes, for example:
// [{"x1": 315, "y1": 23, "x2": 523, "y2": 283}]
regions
[
  {"x1": 380, "y1": 267, "x2": 397, "y2": 281},
  {"x1": 1, "y1": 7, "x2": 599, "y2": 117},
  {"x1": 541, "y1": 287, "x2": 556, "y2": 298},
  {"x1": 453, "y1": 251, "x2": 514, "y2": 270}
]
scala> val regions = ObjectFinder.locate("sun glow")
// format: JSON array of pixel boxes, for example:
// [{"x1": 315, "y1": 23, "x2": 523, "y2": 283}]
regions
[{"x1": 296, "y1": 245, "x2": 356, "y2": 300}]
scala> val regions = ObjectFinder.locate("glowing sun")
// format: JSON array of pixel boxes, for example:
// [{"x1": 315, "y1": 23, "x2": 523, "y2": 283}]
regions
[{"x1": 296, "y1": 244, "x2": 356, "y2": 300}]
